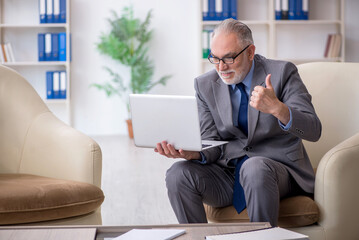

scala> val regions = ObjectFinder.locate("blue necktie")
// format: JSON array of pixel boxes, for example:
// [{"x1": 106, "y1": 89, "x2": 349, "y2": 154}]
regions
[
  {"x1": 237, "y1": 83, "x2": 248, "y2": 136},
  {"x1": 233, "y1": 82, "x2": 249, "y2": 213}
]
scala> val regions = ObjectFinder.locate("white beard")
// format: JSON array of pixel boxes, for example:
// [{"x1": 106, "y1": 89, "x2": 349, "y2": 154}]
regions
[{"x1": 217, "y1": 69, "x2": 245, "y2": 85}]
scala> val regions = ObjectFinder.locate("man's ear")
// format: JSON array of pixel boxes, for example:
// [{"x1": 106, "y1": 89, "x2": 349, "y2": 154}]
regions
[{"x1": 248, "y1": 45, "x2": 256, "y2": 60}]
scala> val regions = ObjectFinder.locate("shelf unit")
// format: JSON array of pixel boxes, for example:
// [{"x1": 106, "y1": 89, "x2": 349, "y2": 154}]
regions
[
  {"x1": 200, "y1": 0, "x2": 345, "y2": 73},
  {"x1": 0, "y1": 0, "x2": 71, "y2": 125}
]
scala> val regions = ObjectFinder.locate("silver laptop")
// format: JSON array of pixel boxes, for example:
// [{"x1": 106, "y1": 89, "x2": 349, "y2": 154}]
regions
[{"x1": 129, "y1": 94, "x2": 228, "y2": 151}]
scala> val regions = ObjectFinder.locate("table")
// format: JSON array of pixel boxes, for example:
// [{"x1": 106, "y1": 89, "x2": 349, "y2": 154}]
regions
[{"x1": 0, "y1": 222, "x2": 271, "y2": 240}]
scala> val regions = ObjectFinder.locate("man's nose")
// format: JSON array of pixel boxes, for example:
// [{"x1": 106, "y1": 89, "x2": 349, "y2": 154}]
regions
[{"x1": 218, "y1": 60, "x2": 228, "y2": 71}]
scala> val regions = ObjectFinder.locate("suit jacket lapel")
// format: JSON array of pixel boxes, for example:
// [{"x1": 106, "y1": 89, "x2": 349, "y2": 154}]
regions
[
  {"x1": 212, "y1": 77, "x2": 247, "y2": 138},
  {"x1": 248, "y1": 59, "x2": 266, "y2": 143}
]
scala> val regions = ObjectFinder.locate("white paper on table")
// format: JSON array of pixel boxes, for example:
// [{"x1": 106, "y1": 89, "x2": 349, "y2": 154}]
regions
[
  {"x1": 205, "y1": 227, "x2": 309, "y2": 240},
  {"x1": 114, "y1": 228, "x2": 186, "y2": 240}
]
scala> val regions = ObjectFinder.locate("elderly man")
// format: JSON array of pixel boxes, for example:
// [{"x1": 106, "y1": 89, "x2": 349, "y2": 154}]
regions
[{"x1": 155, "y1": 18, "x2": 321, "y2": 227}]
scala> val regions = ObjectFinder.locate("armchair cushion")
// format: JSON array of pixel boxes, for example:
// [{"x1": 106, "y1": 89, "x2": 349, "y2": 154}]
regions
[
  {"x1": 205, "y1": 195, "x2": 319, "y2": 228},
  {"x1": 0, "y1": 174, "x2": 105, "y2": 225}
]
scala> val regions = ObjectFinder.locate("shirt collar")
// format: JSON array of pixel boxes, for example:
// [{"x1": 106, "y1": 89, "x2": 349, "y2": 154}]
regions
[{"x1": 230, "y1": 60, "x2": 255, "y2": 91}]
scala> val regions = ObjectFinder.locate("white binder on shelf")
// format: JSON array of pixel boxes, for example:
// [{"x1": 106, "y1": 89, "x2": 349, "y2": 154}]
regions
[
  {"x1": 53, "y1": 0, "x2": 60, "y2": 23},
  {"x1": 39, "y1": 0, "x2": 47, "y2": 23},
  {"x1": 215, "y1": 0, "x2": 223, "y2": 20},
  {"x1": 202, "y1": 0, "x2": 209, "y2": 21},
  {"x1": 46, "y1": 0, "x2": 54, "y2": 23},
  {"x1": 60, "y1": 71, "x2": 67, "y2": 99},
  {"x1": 53, "y1": 71, "x2": 60, "y2": 99},
  {"x1": 45, "y1": 33, "x2": 52, "y2": 61}
]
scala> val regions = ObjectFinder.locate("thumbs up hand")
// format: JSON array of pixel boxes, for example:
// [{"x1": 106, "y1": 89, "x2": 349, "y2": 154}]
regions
[
  {"x1": 265, "y1": 73, "x2": 273, "y2": 90},
  {"x1": 250, "y1": 74, "x2": 290, "y2": 124},
  {"x1": 250, "y1": 74, "x2": 277, "y2": 113}
]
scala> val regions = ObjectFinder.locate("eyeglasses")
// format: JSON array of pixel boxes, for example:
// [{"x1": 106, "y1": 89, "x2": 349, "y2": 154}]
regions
[{"x1": 208, "y1": 45, "x2": 250, "y2": 65}]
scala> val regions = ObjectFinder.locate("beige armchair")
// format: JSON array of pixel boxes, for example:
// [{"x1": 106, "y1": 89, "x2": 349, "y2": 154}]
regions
[
  {"x1": 204, "y1": 62, "x2": 359, "y2": 240},
  {"x1": 0, "y1": 65, "x2": 104, "y2": 225}
]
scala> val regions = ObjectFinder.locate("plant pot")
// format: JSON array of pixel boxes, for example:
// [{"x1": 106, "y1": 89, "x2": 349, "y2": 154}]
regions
[{"x1": 126, "y1": 119, "x2": 134, "y2": 139}]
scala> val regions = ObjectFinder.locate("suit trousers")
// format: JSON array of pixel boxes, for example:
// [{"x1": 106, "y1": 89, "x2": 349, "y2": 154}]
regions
[{"x1": 165, "y1": 156, "x2": 302, "y2": 226}]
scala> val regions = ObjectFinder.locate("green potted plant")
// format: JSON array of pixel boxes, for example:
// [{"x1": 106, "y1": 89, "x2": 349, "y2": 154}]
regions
[{"x1": 92, "y1": 6, "x2": 171, "y2": 138}]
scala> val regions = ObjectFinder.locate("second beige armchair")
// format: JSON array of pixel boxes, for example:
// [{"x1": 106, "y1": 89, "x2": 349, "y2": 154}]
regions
[{"x1": 204, "y1": 62, "x2": 359, "y2": 240}]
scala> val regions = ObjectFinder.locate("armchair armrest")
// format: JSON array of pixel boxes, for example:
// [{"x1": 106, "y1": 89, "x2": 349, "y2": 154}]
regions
[
  {"x1": 19, "y1": 112, "x2": 102, "y2": 188},
  {"x1": 314, "y1": 132, "x2": 359, "y2": 240}
]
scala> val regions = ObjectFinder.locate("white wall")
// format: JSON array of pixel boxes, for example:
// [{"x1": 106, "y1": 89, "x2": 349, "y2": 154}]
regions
[
  {"x1": 71, "y1": 0, "x2": 201, "y2": 135},
  {"x1": 70, "y1": 0, "x2": 359, "y2": 135}
]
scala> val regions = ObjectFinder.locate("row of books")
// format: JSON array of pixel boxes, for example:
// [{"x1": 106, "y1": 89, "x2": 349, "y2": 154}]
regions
[
  {"x1": 38, "y1": 32, "x2": 67, "y2": 61},
  {"x1": 202, "y1": 0, "x2": 237, "y2": 21},
  {"x1": 0, "y1": 43, "x2": 15, "y2": 63},
  {"x1": 324, "y1": 34, "x2": 342, "y2": 59},
  {"x1": 202, "y1": 30, "x2": 213, "y2": 59},
  {"x1": 46, "y1": 71, "x2": 67, "y2": 99},
  {"x1": 275, "y1": 0, "x2": 309, "y2": 20},
  {"x1": 39, "y1": 0, "x2": 66, "y2": 23}
]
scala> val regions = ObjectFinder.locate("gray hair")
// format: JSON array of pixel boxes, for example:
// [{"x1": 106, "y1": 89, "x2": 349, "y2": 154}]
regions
[{"x1": 212, "y1": 18, "x2": 254, "y2": 46}]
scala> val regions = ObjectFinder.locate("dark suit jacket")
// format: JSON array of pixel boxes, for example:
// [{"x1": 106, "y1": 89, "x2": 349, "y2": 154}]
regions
[{"x1": 194, "y1": 54, "x2": 321, "y2": 193}]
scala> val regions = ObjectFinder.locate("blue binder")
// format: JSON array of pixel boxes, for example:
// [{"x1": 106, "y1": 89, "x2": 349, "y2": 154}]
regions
[
  {"x1": 275, "y1": 0, "x2": 282, "y2": 20},
  {"x1": 46, "y1": 71, "x2": 53, "y2": 99},
  {"x1": 222, "y1": 0, "x2": 230, "y2": 20},
  {"x1": 288, "y1": 0, "x2": 296, "y2": 20},
  {"x1": 51, "y1": 33, "x2": 59, "y2": 61},
  {"x1": 230, "y1": 0, "x2": 237, "y2": 19},
  {"x1": 60, "y1": 0, "x2": 66, "y2": 23},
  {"x1": 281, "y1": 0, "x2": 289, "y2": 19},
  {"x1": 38, "y1": 33, "x2": 45, "y2": 61},
  {"x1": 46, "y1": 0, "x2": 54, "y2": 23},
  {"x1": 39, "y1": 0, "x2": 47, "y2": 23},
  {"x1": 44, "y1": 33, "x2": 52, "y2": 61},
  {"x1": 208, "y1": 0, "x2": 216, "y2": 20},
  {"x1": 59, "y1": 71, "x2": 67, "y2": 99},
  {"x1": 59, "y1": 32, "x2": 66, "y2": 61},
  {"x1": 297, "y1": 0, "x2": 304, "y2": 20}
]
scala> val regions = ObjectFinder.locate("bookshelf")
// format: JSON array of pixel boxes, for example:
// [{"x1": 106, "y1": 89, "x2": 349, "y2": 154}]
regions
[
  {"x1": 200, "y1": 0, "x2": 345, "y2": 73},
  {"x1": 0, "y1": 0, "x2": 71, "y2": 125}
]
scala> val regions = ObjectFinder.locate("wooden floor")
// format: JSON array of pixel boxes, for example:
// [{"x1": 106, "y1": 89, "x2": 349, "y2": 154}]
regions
[{"x1": 92, "y1": 135, "x2": 178, "y2": 226}]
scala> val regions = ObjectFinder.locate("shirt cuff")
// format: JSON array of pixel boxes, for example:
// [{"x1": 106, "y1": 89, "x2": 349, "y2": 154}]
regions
[
  {"x1": 278, "y1": 107, "x2": 292, "y2": 131},
  {"x1": 192, "y1": 152, "x2": 207, "y2": 164}
]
